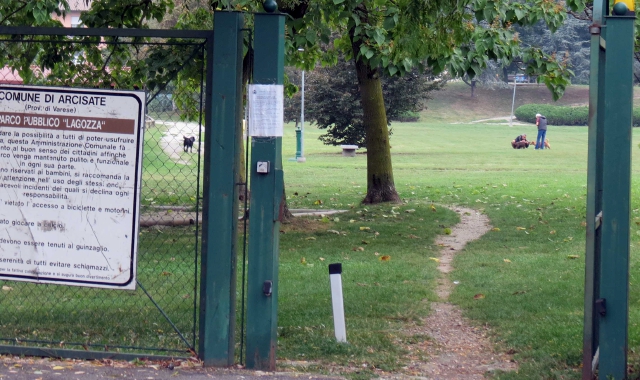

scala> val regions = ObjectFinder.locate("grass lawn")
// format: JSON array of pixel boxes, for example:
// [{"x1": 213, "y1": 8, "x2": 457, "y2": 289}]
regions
[
  {"x1": 275, "y1": 94, "x2": 640, "y2": 379},
  {"x1": 2, "y1": 83, "x2": 640, "y2": 379}
]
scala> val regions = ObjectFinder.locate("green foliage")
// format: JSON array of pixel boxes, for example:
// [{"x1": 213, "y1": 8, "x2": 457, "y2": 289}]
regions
[
  {"x1": 429, "y1": 0, "x2": 575, "y2": 100},
  {"x1": 0, "y1": 0, "x2": 208, "y2": 122},
  {"x1": 393, "y1": 111, "x2": 420, "y2": 122},
  {"x1": 516, "y1": 103, "x2": 640, "y2": 126},
  {"x1": 291, "y1": 59, "x2": 442, "y2": 147},
  {"x1": 515, "y1": 16, "x2": 591, "y2": 84}
]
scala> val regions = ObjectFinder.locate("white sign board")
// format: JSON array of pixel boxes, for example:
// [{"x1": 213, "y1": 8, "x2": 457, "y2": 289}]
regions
[
  {"x1": 0, "y1": 86, "x2": 145, "y2": 290},
  {"x1": 247, "y1": 84, "x2": 284, "y2": 137}
]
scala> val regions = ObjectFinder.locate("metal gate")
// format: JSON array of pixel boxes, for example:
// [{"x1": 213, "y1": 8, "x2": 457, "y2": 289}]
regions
[{"x1": 0, "y1": 26, "x2": 216, "y2": 359}]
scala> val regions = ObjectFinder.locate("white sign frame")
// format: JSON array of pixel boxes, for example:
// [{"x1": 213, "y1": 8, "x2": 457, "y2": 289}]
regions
[{"x1": 0, "y1": 85, "x2": 145, "y2": 290}]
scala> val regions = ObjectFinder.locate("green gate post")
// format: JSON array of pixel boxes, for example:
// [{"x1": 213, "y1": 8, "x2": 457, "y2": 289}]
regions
[
  {"x1": 595, "y1": 4, "x2": 635, "y2": 379},
  {"x1": 245, "y1": 9, "x2": 285, "y2": 371},
  {"x1": 199, "y1": 11, "x2": 244, "y2": 366},
  {"x1": 583, "y1": 1, "x2": 606, "y2": 378}
]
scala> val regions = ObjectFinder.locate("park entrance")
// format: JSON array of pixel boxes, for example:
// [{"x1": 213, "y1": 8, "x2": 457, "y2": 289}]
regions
[
  {"x1": 0, "y1": 25, "x2": 212, "y2": 360},
  {"x1": 0, "y1": 11, "x2": 284, "y2": 368}
]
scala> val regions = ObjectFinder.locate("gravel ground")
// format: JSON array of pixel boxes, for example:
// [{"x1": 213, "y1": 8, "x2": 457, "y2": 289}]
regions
[{"x1": 380, "y1": 205, "x2": 517, "y2": 379}]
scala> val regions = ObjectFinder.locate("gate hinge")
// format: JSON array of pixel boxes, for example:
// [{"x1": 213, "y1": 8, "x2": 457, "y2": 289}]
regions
[{"x1": 595, "y1": 298, "x2": 606, "y2": 317}]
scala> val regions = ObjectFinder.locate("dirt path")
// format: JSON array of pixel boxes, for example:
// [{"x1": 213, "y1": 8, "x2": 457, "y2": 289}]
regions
[
  {"x1": 386, "y1": 206, "x2": 517, "y2": 379},
  {"x1": 468, "y1": 116, "x2": 529, "y2": 126}
]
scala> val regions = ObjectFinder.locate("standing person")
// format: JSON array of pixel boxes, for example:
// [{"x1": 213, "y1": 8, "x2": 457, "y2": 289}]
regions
[{"x1": 535, "y1": 113, "x2": 548, "y2": 150}]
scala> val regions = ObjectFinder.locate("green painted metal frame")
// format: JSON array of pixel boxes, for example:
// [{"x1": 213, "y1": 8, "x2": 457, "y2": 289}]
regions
[
  {"x1": 0, "y1": 24, "x2": 216, "y2": 362},
  {"x1": 245, "y1": 12, "x2": 285, "y2": 371},
  {"x1": 583, "y1": 3, "x2": 635, "y2": 379},
  {"x1": 199, "y1": 11, "x2": 244, "y2": 367},
  {"x1": 583, "y1": 3, "x2": 606, "y2": 378}
]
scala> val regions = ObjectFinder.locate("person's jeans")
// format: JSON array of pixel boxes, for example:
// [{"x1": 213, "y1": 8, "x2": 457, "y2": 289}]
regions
[{"x1": 536, "y1": 129, "x2": 547, "y2": 149}]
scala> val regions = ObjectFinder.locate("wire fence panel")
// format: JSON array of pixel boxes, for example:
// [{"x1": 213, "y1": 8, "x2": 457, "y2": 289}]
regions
[{"x1": 0, "y1": 33, "x2": 207, "y2": 357}]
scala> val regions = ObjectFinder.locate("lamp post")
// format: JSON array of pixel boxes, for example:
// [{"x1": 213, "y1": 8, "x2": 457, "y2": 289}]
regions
[
  {"x1": 509, "y1": 73, "x2": 517, "y2": 128},
  {"x1": 296, "y1": 48, "x2": 306, "y2": 162}
]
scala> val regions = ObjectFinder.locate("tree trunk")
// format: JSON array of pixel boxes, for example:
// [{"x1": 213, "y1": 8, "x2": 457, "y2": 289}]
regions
[
  {"x1": 502, "y1": 67, "x2": 509, "y2": 83},
  {"x1": 350, "y1": 31, "x2": 400, "y2": 204}
]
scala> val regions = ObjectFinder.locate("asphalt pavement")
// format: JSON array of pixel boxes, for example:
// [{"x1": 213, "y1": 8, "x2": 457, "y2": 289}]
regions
[{"x1": 0, "y1": 357, "x2": 345, "y2": 380}]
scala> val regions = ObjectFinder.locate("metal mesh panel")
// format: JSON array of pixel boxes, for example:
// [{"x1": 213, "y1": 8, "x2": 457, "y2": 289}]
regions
[{"x1": 0, "y1": 33, "x2": 206, "y2": 356}]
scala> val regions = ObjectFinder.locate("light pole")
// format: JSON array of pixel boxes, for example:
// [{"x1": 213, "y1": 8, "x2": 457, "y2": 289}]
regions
[
  {"x1": 296, "y1": 51, "x2": 306, "y2": 162},
  {"x1": 509, "y1": 73, "x2": 517, "y2": 127}
]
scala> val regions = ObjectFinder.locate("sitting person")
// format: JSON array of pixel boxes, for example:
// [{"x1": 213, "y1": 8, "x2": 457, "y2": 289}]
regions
[{"x1": 511, "y1": 134, "x2": 529, "y2": 149}]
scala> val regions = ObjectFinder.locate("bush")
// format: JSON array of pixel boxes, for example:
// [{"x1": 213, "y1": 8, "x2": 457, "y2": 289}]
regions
[
  {"x1": 515, "y1": 104, "x2": 640, "y2": 126},
  {"x1": 392, "y1": 111, "x2": 420, "y2": 122}
]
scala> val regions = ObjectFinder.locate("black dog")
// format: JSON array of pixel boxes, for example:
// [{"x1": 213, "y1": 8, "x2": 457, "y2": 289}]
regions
[{"x1": 183, "y1": 136, "x2": 196, "y2": 153}]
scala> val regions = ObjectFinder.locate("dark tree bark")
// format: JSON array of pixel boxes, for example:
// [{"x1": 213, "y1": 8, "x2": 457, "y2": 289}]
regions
[
  {"x1": 349, "y1": 22, "x2": 400, "y2": 204},
  {"x1": 461, "y1": 75, "x2": 476, "y2": 97}
]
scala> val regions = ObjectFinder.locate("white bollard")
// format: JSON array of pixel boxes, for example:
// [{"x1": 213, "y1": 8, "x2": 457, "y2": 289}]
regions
[{"x1": 329, "y1": 263, "x2": 347, "y2": 343}]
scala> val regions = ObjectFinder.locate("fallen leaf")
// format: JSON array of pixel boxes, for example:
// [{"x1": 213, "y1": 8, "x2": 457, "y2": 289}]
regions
[
  {"x1": 405, "y1": 209, "x2": 415, "y2": 213},
  {"x1": 319, "y1": 257, "x2": 325, "y2": 261},
  {"x1": 491, "y1": 227, "x2": 500, "y2": 232},
  {"x1": 314, "y1": 199, "x2": 323, "y2": 205},
  {"x1": 550, "y1": 230, "x2": 556, "y2": 235},
  {"x1": 379, "y1": 255, "x2": 391, "y2": 261},
  {"x1": 430, "y1": 204, "x2": 436, "y2": 212},
  {"x1": 352, "y1": 247, "x2": 365, "y2": 251},
  {"x1": 161, "y1": 271, "x2": 172, "y2": 276},
  {"x1": 305, "y1": 236, "x2": 316, "y2": 240},
  {"x1": 300, "y1": 257, "x2": 307, "y2": 265},
  {"x1": 362, "y1": 240, "x2": 369, "y2": 244},
  {"x1": 374, "y1": 252, "x2": 380, "y2": 256},
  {"x1": 567, "y1": 255, "x2": 580, "y2": 259},
  {"x1": 407, "y1": 234, "x2": 420, "y2": 239},
  {"x1": 359, "y1": 226, "x2": 370, "y2": 231},
  {"x1": 327, "y1": 230, "x2": 340, "y2": 234},
  {"x1": 516, "y1": 227, "x2": 526, "y2": 231},
  {"x1": 349, "y1": 219, "x2": 356, "y2": 223},
  {"x1": 503, "y1": 259, "x2": 512, "y2": 263},
  {"x1": 2, "y1": 286, "x2": 12, "y2": 291},
  {"x1": 443, "y1": 228, "x2": 452, "y2": 235},
  {"x1": 473, "y1": 293, "x2": 485, "y2": 299},
  {"x1": 52, "y1": 366, "x2": 65, "y2": 370},
  {"x1": 429, "y1": 257, "x2": 440, "y2": 263},
  {"x1": 581, "y1": 221, "x2": 587, "y2": 227}
]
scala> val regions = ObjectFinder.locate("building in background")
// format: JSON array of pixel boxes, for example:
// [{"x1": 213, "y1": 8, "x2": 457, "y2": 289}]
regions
[{"x1": 0, "y1": 1, "x2": 91, "y2": 84}]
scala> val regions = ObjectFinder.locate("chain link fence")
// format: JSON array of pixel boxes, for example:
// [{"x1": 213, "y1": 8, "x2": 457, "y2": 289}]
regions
[{"x1": 0, "y1": 32, "x2": 208, "y2": 357}]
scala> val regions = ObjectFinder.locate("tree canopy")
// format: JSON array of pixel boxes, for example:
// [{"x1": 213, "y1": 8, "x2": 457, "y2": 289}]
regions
[
  {"x1": 0, "y1": 0, "x2": 596, "y2": 204},
  {"x1": 284, "y1": 61, "x2": 443, "y2": 147}
]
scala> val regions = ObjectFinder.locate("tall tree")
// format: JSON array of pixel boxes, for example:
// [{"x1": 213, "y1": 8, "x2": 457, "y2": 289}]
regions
[
  {"x1": 283, "y1": 0, "x2": 575, "y2": 203},
  {"x1": 285, "y1": 60, "x2": 443, "y2": 147}
]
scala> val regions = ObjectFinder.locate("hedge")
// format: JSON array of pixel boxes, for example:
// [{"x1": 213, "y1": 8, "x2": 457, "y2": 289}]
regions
[
  {"x1": 514, "y1": 103, "x2": 640, "y2": 126},
  {"x1": 392, "y1": 110, "x2": 420, "y2": 122}
]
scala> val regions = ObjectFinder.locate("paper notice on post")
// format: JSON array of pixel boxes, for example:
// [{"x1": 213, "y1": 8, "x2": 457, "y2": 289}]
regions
[{"x1": 248, "y1": 84, "x2": 283, "y2": 137}]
